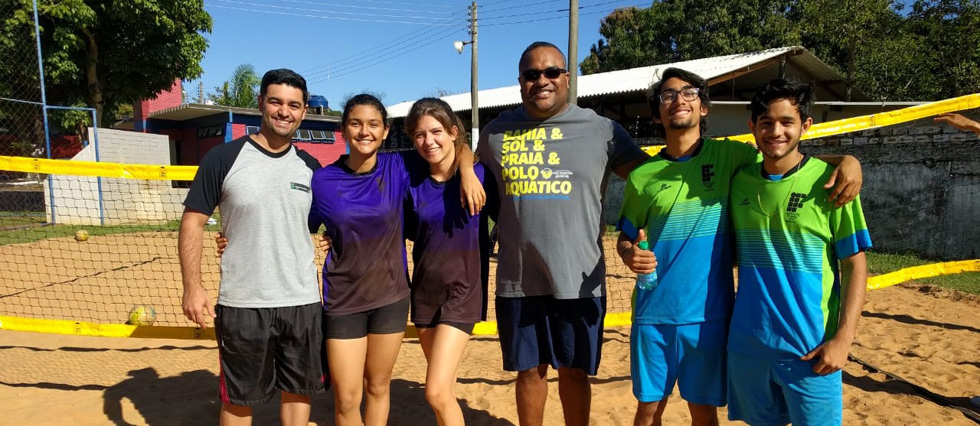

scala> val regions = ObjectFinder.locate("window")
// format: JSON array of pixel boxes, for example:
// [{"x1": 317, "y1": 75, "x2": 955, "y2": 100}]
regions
[
  {"x1": 197, "y1": 125, "x2": 225, "y2": 139},
  {"x1": 246, "y1": 125, "x2": 259, "y2": 135},
  {"x1": 295, "y1": 129, "x2": 311, "y2": 140}
]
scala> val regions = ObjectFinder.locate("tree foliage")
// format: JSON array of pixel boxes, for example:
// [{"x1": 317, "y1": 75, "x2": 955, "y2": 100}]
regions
[
  {"x1": 581, "y1": 0, "x2": 800, "y2": 74},
  {"x1": 581, "y1": 0, "x2": 980, "y2": 101},
  {"x1": 209, "y1": 64, "x2": 260, "y2": 108},
  {"x1": 0, "y1": 0, "x2": 211, "y2": 126}
]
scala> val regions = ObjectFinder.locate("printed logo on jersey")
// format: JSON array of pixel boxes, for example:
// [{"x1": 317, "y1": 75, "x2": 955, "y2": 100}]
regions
[
  {"x1": 500, "y1": 126, "x2": 572, "y2": 200},
  {"x1": 739, "y1": 197, "x2": 751, "y2": 206},
  {"x1": 290, "y1": 182, "x2": 311, "y2": 192},
  {"x1": 660, "y1": 183, "x2": 671, "y2": 191},
  {"x1": 787, "y1": 192, "x2": 806, "y2": 212},
  {"x1": 701, "y1": 164, "x2": 716, "y2": 190}
]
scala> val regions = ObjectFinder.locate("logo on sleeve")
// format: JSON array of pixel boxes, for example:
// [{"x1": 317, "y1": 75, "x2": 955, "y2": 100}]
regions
[{"x1": 290, "y1": 182, "x2": 311, "y2": 193}]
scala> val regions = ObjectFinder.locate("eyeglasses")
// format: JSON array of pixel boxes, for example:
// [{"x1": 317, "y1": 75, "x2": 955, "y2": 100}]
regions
[
  {"x1": 658, "y1": 88, "x2": 700, "y2": 104},
  {"x1": 521, "y1": 67, "x2": 567, "y2": 81}
]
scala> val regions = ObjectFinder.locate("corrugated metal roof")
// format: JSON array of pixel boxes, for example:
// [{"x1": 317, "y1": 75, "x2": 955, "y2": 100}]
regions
[
  {"x1": 149, "y1": 103, "x2": 341, "y2": 123},
  {"x1": 388, "y1": 46, "x2": 847, "y2": 118}
]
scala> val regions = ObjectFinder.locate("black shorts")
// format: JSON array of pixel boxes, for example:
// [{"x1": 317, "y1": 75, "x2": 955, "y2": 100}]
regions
[
  {"x1": 214, "y1": 302, "x2": 327, "y2": 406},
  {"x1": 324, "y1": 296, "x2": 410, "y2": 339},
  {"x1": 414, "y1": 319, "x2": 476, "y2": 335}
]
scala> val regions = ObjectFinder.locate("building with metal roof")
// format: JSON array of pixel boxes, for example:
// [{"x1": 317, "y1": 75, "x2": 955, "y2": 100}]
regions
[{"x1": 386, "y1": 46, "x2": 916, "y2": 147}]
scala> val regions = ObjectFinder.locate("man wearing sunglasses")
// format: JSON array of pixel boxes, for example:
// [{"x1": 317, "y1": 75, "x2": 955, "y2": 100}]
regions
[
  {"x1": 616, "y1": 68, "x2": 863, "y2": 426},
  {"x1": 477, "y1": 41, "x2": 649, "y2": 426}
]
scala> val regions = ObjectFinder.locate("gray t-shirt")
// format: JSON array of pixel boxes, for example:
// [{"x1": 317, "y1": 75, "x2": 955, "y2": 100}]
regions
[
  {"x1": 477, "y1": 104, "x2": 645, "y2": 299},
  {"x1": 184, "y1": 137, "x2": 321, "y2": 308}
]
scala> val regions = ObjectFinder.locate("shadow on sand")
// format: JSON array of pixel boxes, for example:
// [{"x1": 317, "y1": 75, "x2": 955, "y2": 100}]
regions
[{"x1": 96, "y1": 368, "x2": 512, "y2": 425}]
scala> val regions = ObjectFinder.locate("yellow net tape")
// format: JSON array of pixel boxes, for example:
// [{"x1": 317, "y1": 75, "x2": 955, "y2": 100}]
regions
[
  {"x1": 1, "y1": 314, "x2": 629, "y2": 338},
  {"x1": 724, "y1": 93, "x2": 980, "y2": 143},
  {"x1": 0, "y1": 156, "x2": 198, "y2": 181},
  {"x1": 866, "y1": 259, "x2": 980, "y2": 291},
  {"x1": 643, "y1": 92, "x2": 980, "y2": 153}
]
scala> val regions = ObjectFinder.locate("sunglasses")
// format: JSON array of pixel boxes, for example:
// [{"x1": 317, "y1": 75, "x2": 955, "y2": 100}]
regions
[{"x1": 521, "y1": 67, "x2": 567, "y2": 81}]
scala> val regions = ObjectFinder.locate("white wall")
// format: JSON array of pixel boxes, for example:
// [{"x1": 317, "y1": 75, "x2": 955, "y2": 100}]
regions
[{"x1": 44, "y1": 129, "x2": 189, "y2": 226}]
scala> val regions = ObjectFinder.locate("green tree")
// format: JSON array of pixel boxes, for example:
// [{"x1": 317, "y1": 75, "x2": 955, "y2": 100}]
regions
[
  {"x1": 208, "y1": 63, "x2": 260, "y2": 108},
  {"x1": 798, "y1": 0, "x2": 903, "y2": 100},
  {"x1": 581, "y1": 0, "x2": 800, "y2": 75},
  {"x1": 903, "y1": 0, "x2": 980, "y2": 99},
  {"x1": 0, "y1": 0, "x2": 211, "y2": 126}
]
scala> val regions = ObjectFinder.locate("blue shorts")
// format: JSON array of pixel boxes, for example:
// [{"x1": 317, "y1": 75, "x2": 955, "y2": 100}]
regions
[
  {"x1": 496, "y1": 295, "x2": 605, "y2": 375},
  {"x1": 728, "y1": 351, "x2": 842, "y2": 426},
  {"x1": 631, "y1": 320, "x2": 727, "y2": 405}
]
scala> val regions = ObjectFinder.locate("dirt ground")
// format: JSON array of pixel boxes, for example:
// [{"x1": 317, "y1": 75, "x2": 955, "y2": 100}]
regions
[{"x1": 1, "y1": 234, "x2": 978, "y2": 424}]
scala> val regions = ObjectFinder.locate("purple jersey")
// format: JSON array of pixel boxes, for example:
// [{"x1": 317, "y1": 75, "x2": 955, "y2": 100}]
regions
[
  {"x1": 405, "y1": 162, "x2": 497, "y2": 325},
  {"x1": 310, "y1": 152, "x2": 418, "y2": 315}
]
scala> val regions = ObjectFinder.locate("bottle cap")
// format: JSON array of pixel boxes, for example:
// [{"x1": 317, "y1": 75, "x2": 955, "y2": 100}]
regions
[{"x1": 637, "y1": 240, "x2": 649, "y2": 250}]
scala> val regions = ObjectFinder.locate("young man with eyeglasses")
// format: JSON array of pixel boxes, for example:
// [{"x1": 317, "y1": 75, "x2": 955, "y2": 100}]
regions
[
  {"x1": 476, "y1": 41, "x2": 649, "y2": 426},
  {"x1": 616, "y1": 68, "x2": 862, "y2": 426},
  {"x1": 726, "y1": 79, "x2": 871, "y2": 426}
]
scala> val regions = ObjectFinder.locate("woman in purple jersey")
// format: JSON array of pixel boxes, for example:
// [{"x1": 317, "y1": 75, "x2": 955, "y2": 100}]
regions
[
  {"x1": 308, "y1": 95, "x2": 484, "y2": 426},
  {"x1": 403, "y1": 98, "x2": 496, "y2": 426}
]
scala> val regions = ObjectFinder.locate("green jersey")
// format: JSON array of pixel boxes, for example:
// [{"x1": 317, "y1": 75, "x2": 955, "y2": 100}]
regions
[{"x1": 728, "y1": 155, "x2": 872, "y2": 360}]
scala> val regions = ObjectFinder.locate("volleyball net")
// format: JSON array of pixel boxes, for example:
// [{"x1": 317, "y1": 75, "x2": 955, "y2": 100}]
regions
[{"x1": 0, "y1": 95, "x2": 978, "y2": 339}]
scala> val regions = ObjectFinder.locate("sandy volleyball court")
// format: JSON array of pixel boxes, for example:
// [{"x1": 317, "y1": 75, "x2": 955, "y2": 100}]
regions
[{"x1": 1, "y1": 281, "x2": 977, "y2": 425}]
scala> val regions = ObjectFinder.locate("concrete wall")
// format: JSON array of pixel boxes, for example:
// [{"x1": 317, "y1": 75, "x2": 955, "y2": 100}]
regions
[
  {"x1": 805, "y1": 124, "x2": 980, "y2": 260},
  {"x1": 602, "y1": 121, "x2": 980, "y2": 261},
  {"x1": 44, "y1": 128, "x2": 189, "y2": 226}
]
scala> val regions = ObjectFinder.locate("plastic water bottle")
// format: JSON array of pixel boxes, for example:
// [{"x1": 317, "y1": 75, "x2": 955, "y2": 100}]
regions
[{"x1": 635, "y1": 240, "x2": 658, "y2": 290}]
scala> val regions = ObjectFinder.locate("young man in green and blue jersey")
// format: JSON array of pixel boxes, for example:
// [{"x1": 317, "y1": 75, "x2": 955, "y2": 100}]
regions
[
  {"x1": 726, "y1": 79, "x2": 871, "y2": 426},
  {"x1": 617, "y1": 69, "x2": 863, "y2": 426}
]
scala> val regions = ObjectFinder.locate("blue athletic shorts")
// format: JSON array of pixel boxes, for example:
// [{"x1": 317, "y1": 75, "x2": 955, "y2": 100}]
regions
[
  {"x1": 496, "y1": 295, "x2": 605, "y2": 375},
  {"x1": 727, "y1": 351, "x2": 843, "y2": 426},
  {"x1": 631, "y1": 320, "x2": 727, "y2": 405}
]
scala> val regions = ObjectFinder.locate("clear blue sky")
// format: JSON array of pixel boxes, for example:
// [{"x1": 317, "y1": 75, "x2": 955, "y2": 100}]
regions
[{"x1": 187, "y1": 0, "x2": 648, "y2": 109}]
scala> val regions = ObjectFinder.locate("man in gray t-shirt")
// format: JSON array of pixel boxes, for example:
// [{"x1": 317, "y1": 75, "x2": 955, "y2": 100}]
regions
[
  {"x1": 178, "y1": 69, "x2": 325, "y2": 426},
  {"x1": 477, "y1": 42, "x2": 648, "y2": 426}
]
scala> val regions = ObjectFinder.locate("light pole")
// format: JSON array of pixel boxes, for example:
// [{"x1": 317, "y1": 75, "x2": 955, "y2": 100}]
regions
[{"x1": 454, "y1": 1, "x2": 478, "y2": 150}]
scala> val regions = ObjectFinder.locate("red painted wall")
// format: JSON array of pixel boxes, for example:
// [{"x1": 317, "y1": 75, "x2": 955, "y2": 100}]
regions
[
  {"x1": 134, "y1": 80, "x2": 183, "y2": 126},
  {"x1": 232, "y1": 123, "x2": 248, "y2": 140}
]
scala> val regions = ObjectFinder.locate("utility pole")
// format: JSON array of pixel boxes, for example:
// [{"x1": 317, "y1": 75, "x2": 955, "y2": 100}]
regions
[
  {"x1": 198, "y1": 81, "x2": 204, "y2": 104},
  {"x1": 469, "y1": 1, "x2": 479, "y2": 150},
  {"x1": 568, "y1": 0, "x2": 578, "y2": 104},
  {"x1": 453, "y1": 2, "x2": 479, "y2": 150}
]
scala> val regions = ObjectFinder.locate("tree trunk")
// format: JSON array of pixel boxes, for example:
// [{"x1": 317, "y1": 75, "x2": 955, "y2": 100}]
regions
[
  {"x1": 845, "y1": 37, "x2": 856, "y2": 102},
  {"x1": 81, "y1": 27, "x2": 104, "y2": 127}
]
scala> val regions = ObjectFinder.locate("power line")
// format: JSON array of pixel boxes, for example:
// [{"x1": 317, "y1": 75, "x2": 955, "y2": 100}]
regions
[
  {"x1": 324, "y1": 0, "x2": 458, "y2": 7},
  {"x1": 210, "y1": 0, "x2": 455, "y2": 20},
  {"x1": 480, "y1": 0, "x2": 637, "y2": 21},
  {"x1": 273, "y1": 0, "x2": 459, "y2": 14},
  {"x1": 204, "y1": 1, "x2": 457, "y2": 25},
  {"x1": 307, "y1": 25, "x2": 462, "y2": 82},
  {"x1": 300, "y1": 10, "x2": 468, "y2": 75},
  {"x1": 479, "y1": 0, "x2": 563, "y2": 14},
  {"x1": 481, "y1": 3, "x2": 645, "y2": 27}
]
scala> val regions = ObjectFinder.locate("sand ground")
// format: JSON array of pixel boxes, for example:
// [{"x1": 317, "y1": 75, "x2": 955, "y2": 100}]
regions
[{"x1": 1, "y1": 282, "x2": 978, "y2": 425}]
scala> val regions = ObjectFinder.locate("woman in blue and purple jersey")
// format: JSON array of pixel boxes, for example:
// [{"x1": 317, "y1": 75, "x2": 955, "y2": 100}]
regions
[
  {"x1": 307, "y1": 94, "x2": 484, "y2": 426},
  {"x1": 403, "y1": 98, "x2": 497, "y2": 426}
]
